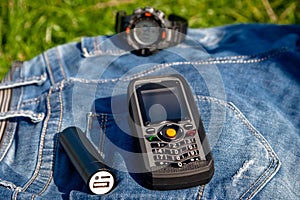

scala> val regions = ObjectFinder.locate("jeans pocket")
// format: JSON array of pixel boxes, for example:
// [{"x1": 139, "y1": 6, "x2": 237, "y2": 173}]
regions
[
  {"x1": 75, "y1": 96, "x2": 203, "y2": 200},
  {"x1": 57, "y1": 92, "x2": 281, "y2": 199},
  {"x1": 0, "y1": 92, "x2": 46, "y2": 161},
  {"x1": 196, "y1": 96, "x2": 281, "y2": 200},
  {"x1": 0, "y1": 62, "x2": 48, "y2": 197},
  {"x1": 0, "y1": 96, "x2": 47, "y2": 198}
]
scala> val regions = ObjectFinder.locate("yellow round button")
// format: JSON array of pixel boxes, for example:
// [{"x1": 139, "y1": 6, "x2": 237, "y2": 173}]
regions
[{"x1": 166, "y1": 128, "x2": 177, "y2": 138}]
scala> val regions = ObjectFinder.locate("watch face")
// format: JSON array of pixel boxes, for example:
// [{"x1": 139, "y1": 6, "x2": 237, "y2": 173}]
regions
[{"x1": 133, "y1": 18, "x2": 160, "y2": 46}]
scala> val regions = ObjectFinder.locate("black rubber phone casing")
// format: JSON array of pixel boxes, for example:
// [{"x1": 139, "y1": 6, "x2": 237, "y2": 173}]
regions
[{"x1": 127, "y1": 74, "x2": 214, "y2": 190}]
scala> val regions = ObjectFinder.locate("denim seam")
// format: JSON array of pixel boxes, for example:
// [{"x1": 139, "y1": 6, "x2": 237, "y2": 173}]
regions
[
  {"x1": 244, "y1": 160, "x2": 278, "y2": 200},
  {"x1": 12, "y1": 187, "x2": 22, "y2": 200},
  {"x1": 20, "y1": 88, "x2": 53, "y2": 193},
  {"x1": 196, "y1": 96, "x2": 281, "y2": 199},
  {"x1": 56, "y1": 48, "x2": 67, "y2": 80},
  {"x1": 99, "y1": 114, "x2": 108, "y2": 158},
  {"x1": 83, "y1": 41, "x2": 288, "y2": 57},
  {"x1": 0, "y1": 74, "x2": 47, "y2": 90},
  {"x1": 197, "y1": 185, "x2": 205, "y2": 200},
  {"x1": 85, "y1": 111, "x2": 203, "y2": 199},
  {"x1": 20, "y1": 98, "x2": 41, "y2": 107},
  {"x1": 0, "y1": 89, "x2": 280, "y2": 198},
  {"x1": 11, "y1": 75, "x2": 26, "y2": 198},
  {"x1": 84, "y1": 49, "x2": 129, "y2": 57},
  {"x1": 99, "y1": 113, "x2": 104, "y2": 154},
  {"x1": 0, "y1": 179, "x2": 17, "y2": 191},
  {"x1": 94, "y1": 37, "x2": 99, "y2": 52},
  {"x1": 70, "y1": 47, "x2": 290, "y2": 84},
  {"x1": 122, "y1": 47, "x2": 289, "y2": 81},
  {"x1": 35, "y1": 80, "x2": 65, "y2": 197},
  {"x1": 226, "y1": 103, "x2": 281, "y2": 199},
  {"x1": 81, "y1": 36, "x2": 130, "y2": 57},
  {"x1": 44, "y1": 52, "x2": 56, "y2": 85},
  {"x1": 0, "y1": 110, "x2": 45, "y2": 123}
]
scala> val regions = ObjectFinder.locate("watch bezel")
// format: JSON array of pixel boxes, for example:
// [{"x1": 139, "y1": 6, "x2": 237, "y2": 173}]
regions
[
  {"x1": 125, "y1": 9, "x2": 168, "y2": 53},
  {"x1": 132, "y1": 17, "x2": 161, "y2": 46}
]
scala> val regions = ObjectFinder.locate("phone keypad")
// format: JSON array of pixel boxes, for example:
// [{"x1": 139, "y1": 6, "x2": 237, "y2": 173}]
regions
[{"x1": 148, "y1": 134, "x2": 202, "y2": 168}]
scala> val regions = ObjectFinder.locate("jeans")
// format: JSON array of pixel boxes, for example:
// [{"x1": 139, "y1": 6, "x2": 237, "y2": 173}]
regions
[{"x1": 0, "y1": 24, "x2": 299, "y2": 199}]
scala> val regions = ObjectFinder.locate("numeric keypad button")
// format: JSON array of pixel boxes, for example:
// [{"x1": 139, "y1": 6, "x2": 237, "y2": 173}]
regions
[
  {"x1": 153, "y1": 154, "x2": 168, "y2": 161},
  {"x1": 151, "y1": 142, "x2": 168, "y2": 148},
  {"x1": 169, "y1": 149, "x2": 180, "y2": 155},
  {"x1": 152, "y1": 148, "x2": 166, "y2": 154}
]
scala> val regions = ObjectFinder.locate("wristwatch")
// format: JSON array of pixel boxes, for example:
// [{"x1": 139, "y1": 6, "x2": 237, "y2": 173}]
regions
[{"x1": 115, "y1": 7, "x2": 188, "y2": 56}]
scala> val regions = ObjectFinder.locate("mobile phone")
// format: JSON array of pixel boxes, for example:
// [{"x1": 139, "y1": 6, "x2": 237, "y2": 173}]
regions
[{"x1": 127, "y1": 74, "x2": 214, "y2": 190}]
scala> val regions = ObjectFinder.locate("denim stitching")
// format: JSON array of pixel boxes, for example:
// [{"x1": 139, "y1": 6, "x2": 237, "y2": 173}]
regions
[
  {"x1": 122, "y1": 47, "x2": 288, "y2": 80},
  {"x1": 34, "y1": 171, "x2": 53, "y2": 198},
  {"x1": 36, "y1": 80, "x2": 65, "y2": 197},
  {"x1": 17, "y1": 77, "x2": 24, "y2": 111},
  {"x1": 21, "y1": 88, "x2": 53, "y2": 192},
  {"x1": 100, "y1": 114, "x2": 108, "y2": 158},
  {"x1": 0, "y1": 46, "x2": 288, "y2": 197},
  {"x1": 0, "y1": 74, "x2": 47, "y2": 90},
  {"x1": 84, "y1": 40, "x2": 288, "y2": 57},
  {"x1": 197, "y1": 185, "x2": 205, "y2": 200},
  {"x1": 44, "y1": 52, "x2": 55, "y2": 85},
  {"x1": 6, "y1": 93, "x2": 279, "y2": 198},
  {"x1": 196, "y1": 96, "x2": 281, "y2": 200},
  {"x1": 85, "y1": 49, "x2": 128, "y2": 57},
  {"x1": 12, "y1": 187, "x2": 22, "y2": 200},
  {"x1": 94, "y1": 36, "x2": 99, "y2": 52},
  {"x1": 71, "y1": 47, "x2": 290, "y2": 84},
  {"x1": 31, "y1": 194, "x2": 36, "y2": 200},
  {"x1": 83, "y1": 111, "x2": 204, "y2": 199},
  {"x1": 84, "y1": 37, "x2": 129, "y2": 56},
  {"x1": 12, "y1": 69, "x2": 27, "y2": 199},
  {"x1": 56, "y1": 48, "x2": 67, "y2": 80},
  {"x1": 56, "y1": 81, "x2": 64, "y2": 133},
  {"x1": 244, "y1": 160, "x2": 278, "y2": 200},
  {"x1": 98, "y1": 113, "x2": 104, "y2": 155},
  {"x1": 20, "y1": 98, "x2": 41, "y2": 107},
  {"x1": 0, "y1": 110, "x2": 45, "y2": 123},
  {"x1": 0, "y1": 178, "x2": 17, "y2": 191}
]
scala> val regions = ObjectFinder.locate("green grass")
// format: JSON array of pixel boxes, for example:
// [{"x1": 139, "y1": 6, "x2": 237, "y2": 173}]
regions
[{"x1": 0, "y1": 0, "x2": 299, "y2": 79}]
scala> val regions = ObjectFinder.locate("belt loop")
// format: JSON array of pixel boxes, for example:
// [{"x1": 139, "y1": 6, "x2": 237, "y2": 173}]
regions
[{"x1": 43, "y1": 47, "x2": 67, "y2": 85}]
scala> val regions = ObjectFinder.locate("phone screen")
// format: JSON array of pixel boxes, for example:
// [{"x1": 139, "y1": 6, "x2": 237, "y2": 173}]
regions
[{"x1": 137, "y1": 82, "x2": 190, "y2": 126}]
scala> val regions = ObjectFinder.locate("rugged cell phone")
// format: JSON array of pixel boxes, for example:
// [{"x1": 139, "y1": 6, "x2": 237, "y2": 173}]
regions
[{"x1": 128, "y1": 74, "x2": 214, "y2": 190}]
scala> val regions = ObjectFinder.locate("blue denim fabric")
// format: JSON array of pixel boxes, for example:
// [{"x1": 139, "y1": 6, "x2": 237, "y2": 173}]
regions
[{"x1": 0, "y1": 24, "x2": 299, "y2": 199}]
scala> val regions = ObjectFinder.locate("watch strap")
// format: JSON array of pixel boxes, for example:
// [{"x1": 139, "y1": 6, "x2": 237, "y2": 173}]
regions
[
  {"x1": 115, "y1": 11, "x2": 130, "y2": 33},
  {"x1": 168, "y1": 14, "x2": 188, "y2": 44}
]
